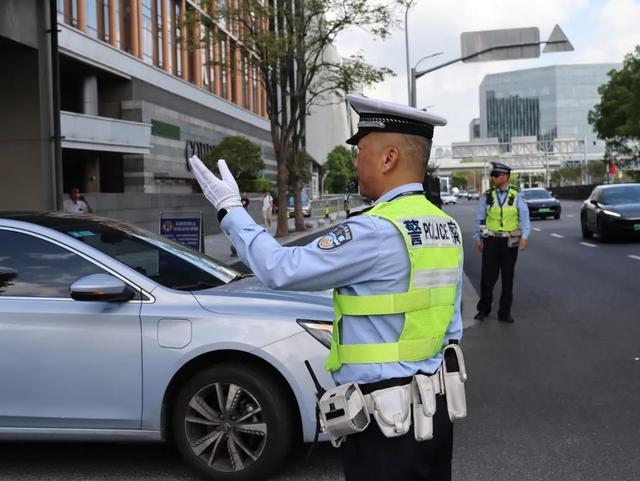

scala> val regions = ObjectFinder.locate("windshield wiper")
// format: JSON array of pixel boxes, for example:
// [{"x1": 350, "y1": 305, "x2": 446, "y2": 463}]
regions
[
  {"x1": 173, "y1": 280, "x2": 221, "y2": 291},
  {"x1": 230, "y1": 273, "x2": 254, "y2": 282}
]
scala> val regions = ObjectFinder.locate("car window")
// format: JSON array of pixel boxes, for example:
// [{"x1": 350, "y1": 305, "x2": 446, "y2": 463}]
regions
[
  {"x1": 0, "y1": 230, "x2": 105, "y2": 298},
  {"x1": 523, "y1": 189, "x2": 551, "y2": 200},
  {"x1": 599, "y1": 185, "x2": 640, "y2": 205},
  {"x1": 53, "y1": 222, "x2": 236, "y2": 290}
]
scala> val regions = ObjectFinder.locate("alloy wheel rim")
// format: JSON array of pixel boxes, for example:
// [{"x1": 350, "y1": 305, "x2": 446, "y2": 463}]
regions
[{"x1": 185, "y1": 382, "x2": 267, "y2": 472}]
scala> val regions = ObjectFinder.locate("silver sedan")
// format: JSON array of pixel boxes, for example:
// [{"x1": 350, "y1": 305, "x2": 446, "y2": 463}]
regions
[{"x1": 0, "y1": 212, "x2": 334, "y2": 480}]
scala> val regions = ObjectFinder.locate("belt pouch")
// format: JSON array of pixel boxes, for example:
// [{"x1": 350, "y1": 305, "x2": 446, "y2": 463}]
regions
[
  {"x1": 412, "y1": 374, "x2": 436, "y2": 441},
  {"x1": 368, "y1": 385, "x2": 412, "y2": 438},
  {"x1": 442, "y1": 344, "x2": 468, "y2": 421},
  {"x1": 318, "y1": 382, "x2": 370, "y2": 447}
]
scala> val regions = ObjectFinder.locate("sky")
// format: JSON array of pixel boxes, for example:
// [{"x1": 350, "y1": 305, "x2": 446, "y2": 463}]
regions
[{"x1": 334, "y1": 0, "x2": 640, "y2": 146}]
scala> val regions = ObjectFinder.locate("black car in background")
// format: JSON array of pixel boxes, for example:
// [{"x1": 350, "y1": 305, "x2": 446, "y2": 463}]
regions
[
  {"x1": 581, "y1": 183, "x2": 640, "y2": 241},
  {"x1": 521, "y1": 188, "x2": 561, "y2": 219}
]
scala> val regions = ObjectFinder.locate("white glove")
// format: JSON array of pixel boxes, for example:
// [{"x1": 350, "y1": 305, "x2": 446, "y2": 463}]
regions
[{"x1": 189, "y1": 156, "x2": 242, "y2": 211}]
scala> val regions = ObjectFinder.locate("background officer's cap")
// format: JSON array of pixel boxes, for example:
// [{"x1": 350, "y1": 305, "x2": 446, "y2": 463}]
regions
[
  {"x1": 490, "y1": 161, "x2": 512, "y2": 175},
  {"x1": 345, "y1": 94, "x2": 447, "y2": 146}
]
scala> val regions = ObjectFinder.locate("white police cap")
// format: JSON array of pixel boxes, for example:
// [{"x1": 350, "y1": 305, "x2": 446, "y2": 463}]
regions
[{"x1": 346, "y1": 94, "x2": 447, "y2": 145}]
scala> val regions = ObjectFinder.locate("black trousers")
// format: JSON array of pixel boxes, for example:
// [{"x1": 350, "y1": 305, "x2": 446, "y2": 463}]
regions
[
  {"x1": 477, "y1": 236, "x2": 519, "y2": 318},
  {"x1": 341, "y1": 394, "x2": 453, "y2": 481}
]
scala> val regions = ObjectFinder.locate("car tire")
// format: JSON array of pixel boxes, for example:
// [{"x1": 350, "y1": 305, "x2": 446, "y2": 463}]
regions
[
  {"x1": 581, "y1": 215, "x2": 593, "y2": 239},
  {"x1": 172, "y1": 363, "x2": 295, "y2": 481},
  {"x1": 597, "y1": 218, "x2": 610, "y2": 242},
  {"x1": 554, "y1": 213, "x2": 561, "y2": 220}
]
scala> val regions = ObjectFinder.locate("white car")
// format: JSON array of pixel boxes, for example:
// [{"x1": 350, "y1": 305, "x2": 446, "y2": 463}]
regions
[{"x1": 441, "y1": 193, "x2": 457, "y2": 205}]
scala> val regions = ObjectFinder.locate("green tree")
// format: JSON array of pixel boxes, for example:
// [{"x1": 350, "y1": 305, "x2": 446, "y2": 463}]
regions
[
  {"x1": 588, "y1": 46, "x2": 640, "y2": 168},
  {"x1": 451, "y1": 173, "x2": 468, "y2": 190},
  {"x1": 587, "y1": 160, "x2": 607, "y2": 183},
  {"x1": 196, "y1": 0, "x2": 396, "y2": 236},
  {"x1": 324, "y1": 145, "x2": 356, "y2": 193},
  {"x1": 203, "y1": 136, "x2": 269, "y2": 193}
]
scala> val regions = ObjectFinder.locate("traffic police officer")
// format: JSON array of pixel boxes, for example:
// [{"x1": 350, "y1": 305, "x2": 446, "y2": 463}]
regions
[
  {"x1": 474, "y1": 161, "x2": 530, "y2": 323},
  {"x1": 189, "y1": 94, "x2": 464, "y2": 481}
]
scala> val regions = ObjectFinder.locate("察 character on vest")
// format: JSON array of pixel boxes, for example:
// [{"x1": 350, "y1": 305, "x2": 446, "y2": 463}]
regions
[
  {"x1": 188, "y1": 94, "x2": 465, "y2": 481},
  {"x1": 473, "y1": 161, "x2": 530, "y2": 323}
]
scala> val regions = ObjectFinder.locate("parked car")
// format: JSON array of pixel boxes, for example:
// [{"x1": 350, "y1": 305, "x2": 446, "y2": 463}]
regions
[
  {"x1": 0, "y1": 212, "x2": 334, "y2": 480},
  {"x1": 457, "y1": 190, "x2": 468, "y2": 199},
  {"x1": 580, "y1": 183, "x2": 640, "y2": 241},
  {"x1": 521, "y1": 188, "x2": 561, "y2": 219},
  {"x1": 441, "y1": 193, "x2": 457, "y2": 205},
  {"x1": 287, "y1": 194, "x2": 311, "y2": 217},
  {"x1": 467, "y1": 190, "x2": 480, "y2": 200}
]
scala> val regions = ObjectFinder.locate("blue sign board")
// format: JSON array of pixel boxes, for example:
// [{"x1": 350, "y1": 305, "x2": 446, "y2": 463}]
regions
[{"x1": 159, "y1": 213, "x2": 203, "y2": 252}]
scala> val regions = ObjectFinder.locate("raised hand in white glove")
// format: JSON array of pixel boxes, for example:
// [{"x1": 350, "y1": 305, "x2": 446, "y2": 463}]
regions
[{"x1": 189, "y1": 155, "x2": 242, "y2": 211}]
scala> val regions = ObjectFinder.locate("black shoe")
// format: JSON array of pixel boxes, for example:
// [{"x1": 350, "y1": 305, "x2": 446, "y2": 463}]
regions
[
  {"x1": 498, "y1": 316, "x2": 515, "y2": 323},
  {"x1": 473, "y1": 312, "x2": 489, "y2": 321}
]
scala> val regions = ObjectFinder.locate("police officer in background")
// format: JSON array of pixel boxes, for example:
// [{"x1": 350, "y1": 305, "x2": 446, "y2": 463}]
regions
[
  {"x1": 474, "y1": 161, "x2": 530, "y2": 323},
  {"x1": 189, "y1": 94, "x2": 465, "y2": 481}
]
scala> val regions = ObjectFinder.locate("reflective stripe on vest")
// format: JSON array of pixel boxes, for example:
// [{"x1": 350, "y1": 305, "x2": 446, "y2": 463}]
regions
[
  {"x1": 325, "y1": 195, "x2": 463, "y2": 372},
  {"x1": 485, "y1": 187, "x2": 519, "y2": 232}
]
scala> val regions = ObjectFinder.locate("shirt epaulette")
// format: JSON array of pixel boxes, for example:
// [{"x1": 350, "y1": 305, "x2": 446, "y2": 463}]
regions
[{"x1": 510, "y1": 185, "x2": 520, "y2": 192}]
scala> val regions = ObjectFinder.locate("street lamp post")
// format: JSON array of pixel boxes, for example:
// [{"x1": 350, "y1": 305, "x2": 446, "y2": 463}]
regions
[
  {"x1": 409, "y1": 25, "x2": 573, "y2": 107},
  {"x1": 410, "y1": 52, "x2": 444, "y2": 107},
  {"x1": 404, "y1": 0, "x2": 415, "y2": 105}
]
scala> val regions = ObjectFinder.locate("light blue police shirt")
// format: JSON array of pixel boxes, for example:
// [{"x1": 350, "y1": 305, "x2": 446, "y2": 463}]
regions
[
  {"x1": 473, "y1": 187, "x2": 531, "y2": 241},
  {"x1": 221, "y1": 182, "x2": 463, "y2": 385}
]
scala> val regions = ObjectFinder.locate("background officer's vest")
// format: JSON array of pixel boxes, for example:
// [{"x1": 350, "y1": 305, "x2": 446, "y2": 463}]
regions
[
  {"x1": 485, "y1": 186, "x2": 519, "y2": 232},
  {"x1": 326, "y1": 194, "x2": 463, "y2": 372}
]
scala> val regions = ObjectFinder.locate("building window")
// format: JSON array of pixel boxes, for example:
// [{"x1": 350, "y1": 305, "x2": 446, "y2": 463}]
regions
[
  {"x1": 172, "y1": 0, "x2": 182, "y2": 77},
  {"x1": 242, "y1": 54, "x2": 250, "y2": 109},
  {"x1": 253, "y1": 63, "x2": 259, "y2": 114},
  {"x1": 153, "y1": 0, "x2": 164, "y2": 68},
  {"x1": 141, "y1": 0, "x2": 154, "y2": 64},
  {"x1": 220, "y1": 34, "x2": 227, "y2": 99}
]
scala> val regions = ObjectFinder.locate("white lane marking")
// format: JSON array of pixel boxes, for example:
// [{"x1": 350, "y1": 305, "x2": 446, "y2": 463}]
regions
[
  {"x1": 567, "y1": 214, "x2": 575, "y2": 218},
  {"x1": 628, "y1": 255, "x2": 640, "y2": 262},
  {"x1": 533, "y1": 227, "x2": 542, "y2": 232},
  {"x1": 550, "y1": 233, "x2": 564, "y2": 238},
  {"x1": 580, "y1": 242, "x2": 597, "y2": 248}
]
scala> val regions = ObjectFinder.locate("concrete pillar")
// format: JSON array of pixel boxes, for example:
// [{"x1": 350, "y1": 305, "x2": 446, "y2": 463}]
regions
[
  {"x1": 130, "y1": 0, "x2": 140, "y2": 58},
  {"x1": 84, "y1": 156, "x2": 101, "y2": 193},
  {"x1": 77, "y1": 0, "x2": 87, "y2": 31},
  {"x1": 82, "y1": 76, "x2": 99, "y2": 116},
  {"x1": 161, "y1": 0, "x2": 170, "y2": 72},
  {"x1": 109, "y1": 0, "x2": 117, "y2": 46}
]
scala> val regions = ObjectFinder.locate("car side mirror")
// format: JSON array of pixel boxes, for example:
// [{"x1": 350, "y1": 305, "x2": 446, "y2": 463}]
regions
[
  {"x1": 590, "y1": 199, "x2": 599, "y2": 206},
  {"x1": 70, "y1": 273, "x2": 136, "y2": 302}
]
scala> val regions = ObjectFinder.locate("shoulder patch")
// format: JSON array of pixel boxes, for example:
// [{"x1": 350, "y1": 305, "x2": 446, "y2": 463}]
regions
[{"x1": 317, "y1": 224, "x2": 353, "y2": 250}]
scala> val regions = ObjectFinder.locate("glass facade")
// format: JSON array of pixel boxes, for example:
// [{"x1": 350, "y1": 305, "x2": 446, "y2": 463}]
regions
[
  {"x1": 56, "y1": 0, "x2": 266, "y2": 118},
  {"x1": 479, "y1": 64, "x2": 620, "y2": 154}
]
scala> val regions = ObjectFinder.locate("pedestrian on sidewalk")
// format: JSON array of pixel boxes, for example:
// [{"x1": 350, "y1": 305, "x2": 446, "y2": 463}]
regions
[
  {"x1": 473, "y1": 161, "x2": 530, "y2": 323},
  {"x1": 189, "y1": 94, "x2": 466, "y2": 481},
  {"x1": 261, "y1": 191, "x2": 273, "y2": 228}
]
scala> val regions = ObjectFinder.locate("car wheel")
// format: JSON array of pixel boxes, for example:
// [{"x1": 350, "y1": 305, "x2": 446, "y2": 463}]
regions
[
  {"x1": 554, "y1": 213, "x2": 560, "y2": 220},
  {"x1": 172, "y1": 363, "x2": 295, "y2": 481},
  {"x1": 597, "y1": 218, "x2": 610, "y2": 242},
  {"x1": 581, "y1": 216, "x2": 593, "y2": 239}
]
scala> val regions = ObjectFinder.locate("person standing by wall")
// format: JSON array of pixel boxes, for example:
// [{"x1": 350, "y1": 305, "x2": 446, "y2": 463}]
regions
[{"x1": 62, "y1": 187, "x2": 93, "y2": 214}]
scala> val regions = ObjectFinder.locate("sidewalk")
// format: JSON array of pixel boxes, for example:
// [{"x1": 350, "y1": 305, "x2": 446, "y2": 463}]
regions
[{"x1": 204, "y1": 214, "x2": 479, "y2": 329}]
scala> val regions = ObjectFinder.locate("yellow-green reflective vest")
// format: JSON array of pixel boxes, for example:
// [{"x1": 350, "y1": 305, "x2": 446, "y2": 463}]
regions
[
  {"x1": 325, "y1": 194, "x2": 463, "y2": 372},
  {"x1": 485, "y1": 186, "x2": 520, "y2": 232}
]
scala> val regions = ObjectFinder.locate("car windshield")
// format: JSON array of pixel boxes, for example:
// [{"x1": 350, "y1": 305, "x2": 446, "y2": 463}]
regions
[
  {"x1": 599, "y1": 185, "x2": 640, "y2": 205},
  {"x1": 287, "y1": 195, "x2": 310, "y2": 206},
  {"x1": 523, "y1": 189, "x2": 552, "y2": 200},
  {"x1": 52, "y1": 218, "x2": 242, "y2": 291}
]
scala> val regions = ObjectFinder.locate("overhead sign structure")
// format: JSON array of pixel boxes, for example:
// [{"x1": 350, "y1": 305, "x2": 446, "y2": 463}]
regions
[
  {"x1": 461, "y1": 27, "x2": 541, "y2": 63},
  {"x1": 543, "y1": 24, "x2": 574, "y2": 53}
]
